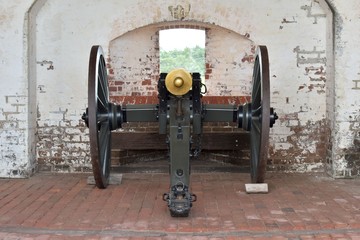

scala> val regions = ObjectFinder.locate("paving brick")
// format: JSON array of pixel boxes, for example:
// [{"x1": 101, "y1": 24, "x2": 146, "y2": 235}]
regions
[{"x1": 0, "y1": 173, "x2": 359, "y2": 239}]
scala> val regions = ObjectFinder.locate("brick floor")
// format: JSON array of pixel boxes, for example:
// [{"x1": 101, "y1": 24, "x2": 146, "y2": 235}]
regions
[{"x1": 0, "y1": 172, "x2": 359, "y2": 239}]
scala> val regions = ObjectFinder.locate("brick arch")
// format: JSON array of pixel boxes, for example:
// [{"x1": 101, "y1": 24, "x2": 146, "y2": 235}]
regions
[{"x1": 108, "y1": 21, "x2": 254, "y2": 106}]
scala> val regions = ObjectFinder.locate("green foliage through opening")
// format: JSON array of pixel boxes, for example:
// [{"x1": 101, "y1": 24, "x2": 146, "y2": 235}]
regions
[{"x1": 160, "y1": 46, "x2": 205, "y2": 78}]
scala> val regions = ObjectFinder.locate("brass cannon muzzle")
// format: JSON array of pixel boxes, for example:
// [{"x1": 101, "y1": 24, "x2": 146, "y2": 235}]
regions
[{"x1": 165, "y1": 68, "x2": 193, "y2": 96}]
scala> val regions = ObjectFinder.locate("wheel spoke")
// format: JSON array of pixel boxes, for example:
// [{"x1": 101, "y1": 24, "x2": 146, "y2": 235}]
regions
[
  {"x1": 250, "y1": 131, "x2": 260, "y2": 172},
  {"x1": 99, "y1": 122, "x2": 110, "y2": 176},
  {"x1": 252, "y1": 58, "x2": 260, "y2": 98},
  {"x1": 98, "y1": 75, "x2": 108, "y2": 107},
  {"x1": 252, "y1": 105, "x2": 262, "y2": 116},
  {"x1": 98, "y1": 76, "x2": 107, "y2": 103},
  {"x1": 253, "y1": 74, "x2": 261, "y2": 106},
  {"x1": 251, "y1": 146, "x2": 258, "y2": 168},
  {"x1": 97, "y1": 94, "x2": 108, "y2": 113},
  {"x1": 252, "y1": 118, "x2": 261, "y2": 134},
  {"x1": 253, "y1": 84, "x2": 261, "y2": 107},
  {"x1": 98, "y1": 58, "x2": 109, "y2": 102}
]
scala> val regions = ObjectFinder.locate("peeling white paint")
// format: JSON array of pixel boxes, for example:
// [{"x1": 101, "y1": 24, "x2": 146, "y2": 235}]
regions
[
  {"x1": 284, "y1": 162, "x2": 324, "y2": 173},
  {"x1": 0, "y1": 0, "x2": 359, "y2": 177}
]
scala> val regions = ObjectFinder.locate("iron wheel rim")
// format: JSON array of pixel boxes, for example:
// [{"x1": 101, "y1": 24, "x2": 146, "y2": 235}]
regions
[
  {"x1": 250, "y1": 45, "x2": 270, "y2": 183},
  {"x1": 88, "y1": 45, "x2": 111, "y2": 189}
]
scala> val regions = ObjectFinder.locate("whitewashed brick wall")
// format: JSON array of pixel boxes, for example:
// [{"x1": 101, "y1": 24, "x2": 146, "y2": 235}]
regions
[{"x1": 0, "y1": 0, "x2": 359, "y2": 178}]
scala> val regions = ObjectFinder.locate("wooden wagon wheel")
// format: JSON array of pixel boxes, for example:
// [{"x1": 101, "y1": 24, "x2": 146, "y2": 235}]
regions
[
  {"x1": 87, "y1": 45, "x2": 112, "y2": 189},
  {"x1": 249, "y1": 45, "x2": 271, "y2": 183}
]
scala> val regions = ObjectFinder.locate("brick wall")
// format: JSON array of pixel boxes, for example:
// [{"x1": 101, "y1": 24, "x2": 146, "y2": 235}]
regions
[
  {"x1": 0, "y1": 0, "x2": 37, "y2": 178},
  {"x1": 1, "y1": 0, "x2": 359, "y2": 177},
  {"x1": 36, "y1": 109, "x2": 90, "y2": 172},
  {"x1": 205, "y1": 26, "x2": 254, "y2": 96},
  {"x1": 108, "y1": 26, "x2": 159, "y2": 97},
  {"x1": 0, "y1": 95, "x2": 35, "y2": 177},
  {"x1": 33, "y1": 0, "x2": 331, "y2": 173},
  {"x1": 105, "y1": 16, "x2": 330, "y2": 171}
]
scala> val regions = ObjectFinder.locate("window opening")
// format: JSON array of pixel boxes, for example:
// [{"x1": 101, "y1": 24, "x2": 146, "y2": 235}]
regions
[{"x1": 159, "y1": 28, "x2": 205, "y2": 81}]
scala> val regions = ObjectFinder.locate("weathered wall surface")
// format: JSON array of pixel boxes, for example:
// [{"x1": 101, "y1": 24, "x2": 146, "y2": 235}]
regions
[
  {"x1": 108, "y1": 23, "x2": 254, "y2": 98},
  {"x1": 33, "y1": 0, "x2": 330, "y2": 172},
  {"x1": 205, "y1": 26, "x2": 254, "y2": 96},
  {"x1": 326, "y1": 0, "x2": 360, "y2": 177},
  {"x1": 0, "y1": 0, "x2": 359, "y2": 177},
  {"x1": 0, "y1": 0, "x2": 36, "y2": 177},
  {"x1": 109, "y1": 26, "x2": 159, "y2": 97}
]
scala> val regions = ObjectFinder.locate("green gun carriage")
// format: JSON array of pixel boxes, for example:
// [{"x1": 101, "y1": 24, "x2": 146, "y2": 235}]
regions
[{"x1": 82, "y1": 45, "x2": 278, "y2": 217}]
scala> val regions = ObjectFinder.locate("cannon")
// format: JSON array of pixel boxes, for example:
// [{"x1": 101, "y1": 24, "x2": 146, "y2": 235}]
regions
[{"x1": 82, "y1": 45, "x2": 278, "y2": 217}]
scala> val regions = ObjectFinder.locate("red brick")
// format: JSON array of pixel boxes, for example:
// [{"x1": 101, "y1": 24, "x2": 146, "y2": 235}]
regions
[
  {"x1": 142, "y1": 79, "x2": 152, "y2": 85},
  {"x1": 109, "y1": 86, "x2": 118, "y2": 92},
  {"x1": 114, "y1": 81, "x2": 125, "y2": 85},
  {"x1": 0, "y1": 172, "x2": 359, "y2": 239},
  {"x1": 131, "y1": 92, "x2": 141, "y2": 96}
]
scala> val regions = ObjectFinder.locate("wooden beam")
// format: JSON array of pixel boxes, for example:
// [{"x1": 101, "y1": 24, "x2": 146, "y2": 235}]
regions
[{"x1": 111, "y1": 132, "x2": 249, "y2": 150}]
